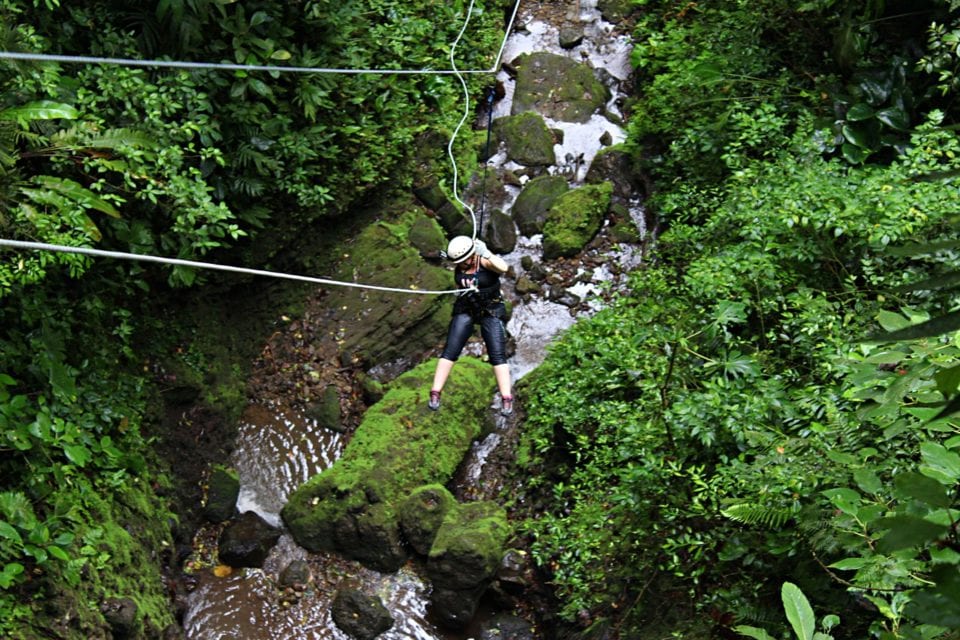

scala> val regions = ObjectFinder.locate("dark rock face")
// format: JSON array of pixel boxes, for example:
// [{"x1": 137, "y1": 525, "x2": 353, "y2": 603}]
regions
[
  {"x1": 585, "y1": 144, "x2": 643, "y2": 201},
  {"x1": 331, "y1": 588, "x2": 394, "y2": 640},
  {"x1": 278, "y1": 559, "x2": 310, "y2": 588},
  {"x1": 480, "y1": 614, "x2": 538, "y2": 640},
  {"x1": 484, "y1": 209, "x2": 518, "y2": 255},
  {"x1": 101, "y1": 597, "x2": 138, "y2": 639},
  {"x1": 511, "y1": 52, "x2": 609, "y2": 123},
  {"x1": 217, "y1": 511, "x2": 281, "y2": 568},
  {"x1": 203, "y1": 466, "x2": 239, "y2": 523}
]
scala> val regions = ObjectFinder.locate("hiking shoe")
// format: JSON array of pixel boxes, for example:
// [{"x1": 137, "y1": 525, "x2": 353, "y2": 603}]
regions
[
  {"x1": 500, "y1": 395, "x2": 514, "y2": 416},
  {"x1": 428, "y1": 390, "x2": 441, "y2": 411}
]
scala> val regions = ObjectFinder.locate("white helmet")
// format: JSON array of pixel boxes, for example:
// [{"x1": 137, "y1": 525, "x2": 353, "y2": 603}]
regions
[{"x1": 445, "y1": 235, "x2": 475, "y2": 264}]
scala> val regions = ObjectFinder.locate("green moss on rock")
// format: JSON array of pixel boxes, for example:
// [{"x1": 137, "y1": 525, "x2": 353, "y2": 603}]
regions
[
  {"x1": 512, "y1": 175, "x2": 569, "y2": 236},
  {"x1": 282, "y1": 357, "x2": 495, "y2": 571},
  {"x1": 542, "y1": 182, "x2": 614, "y2": 260},
  {"x1": 493, "y1": 112, "x2": 556, "y2": 167},
  {"x1": 323, "y1": 209, "x2": 452, "y2": 366},
  {"x1": 399, "y1": 484, "x2": 458, "y2": 555},
  {"x1": 511, "y1": 52, "x2": 609, "y2": 123},
  {"x1": 427, "y1": 501, "x2": 510, "y2": 590}
]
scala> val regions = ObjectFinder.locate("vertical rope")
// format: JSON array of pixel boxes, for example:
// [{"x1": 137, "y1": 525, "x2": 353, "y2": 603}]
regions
[{"x1": 476, "y1": 87, "x2": 497, "y2": 239}]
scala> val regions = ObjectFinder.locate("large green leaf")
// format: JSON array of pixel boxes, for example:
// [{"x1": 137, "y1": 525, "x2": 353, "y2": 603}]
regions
[
  {"x1": 894, "y1": 471, "x2": 951, "y2": 508},
  {"x1": 906, "y1": 566, "x2": 960, "y2": 628},
  {"x1": 782, "y1": 582, "x2": 816, "y2": 640},
  {"x1": 34, "y1": 176, "x2": 121, "y2": 218},
  {"x1": 734, "y1": 625, "x2": 776, "y2": 640},
  {"x1": 842, "y1": 121, "x2": 881, "y2": 150},
  {"x1": 875, "y1": 514, "x2": 948, "y2": 552},
  {"x1": 841, "y1": 142, "x2": 869, "y2": 164},
  {"x1": 919, "y1": 441, "x2": 960, "y2": 484},
  {"x1": 0, "y1": 101, "x2": 79, "y2": 126},
  {"x1": 845, "y1": 103, "x2": 875, "y2": 121},
  {"x1": 866, "y1": 309, "x2": 960, "y2": 342},
  {"x1": 875, "y1": 107, "x2": 909, "y2": 131},
  {"x1": 934, "y1": 364, "x2": 960, "y2": 396}
]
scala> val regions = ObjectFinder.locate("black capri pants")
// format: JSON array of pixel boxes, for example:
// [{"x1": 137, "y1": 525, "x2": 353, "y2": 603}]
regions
[{"x1": 440, "y1": 303, "x2": 509, "y2": 366}]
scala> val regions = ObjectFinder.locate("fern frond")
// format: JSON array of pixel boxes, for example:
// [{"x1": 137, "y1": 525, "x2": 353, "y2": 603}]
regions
[{"x1": 721, "y1": 502, "x2": 798, "y2": 529}]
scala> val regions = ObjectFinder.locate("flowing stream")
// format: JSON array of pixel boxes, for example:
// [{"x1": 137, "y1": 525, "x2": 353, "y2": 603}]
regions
[{"x1": 183, "y1": 2, "x2": 643, "y2": 638}]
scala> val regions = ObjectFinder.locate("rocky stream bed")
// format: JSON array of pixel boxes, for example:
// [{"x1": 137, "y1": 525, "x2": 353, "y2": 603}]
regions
[{"x1": 158, "y1": 2, "x2": 650, "y2": 639}]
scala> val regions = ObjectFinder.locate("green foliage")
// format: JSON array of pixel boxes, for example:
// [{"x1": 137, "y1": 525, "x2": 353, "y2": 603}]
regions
[
  {"x1": 519, "y1": 4, "x2": 960, "y2": 637},
  {"x1": 737, "y1": 582, "x2": 840, "y2": 640}
]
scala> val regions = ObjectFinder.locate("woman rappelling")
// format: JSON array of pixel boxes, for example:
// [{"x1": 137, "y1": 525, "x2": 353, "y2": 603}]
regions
[{"x1": 428, "y1": 235, "x2": 514, "y2": 416}]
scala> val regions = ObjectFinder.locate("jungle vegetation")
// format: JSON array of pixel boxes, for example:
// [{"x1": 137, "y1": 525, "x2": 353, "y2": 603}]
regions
[
  {"x1": 516, "y1": 0, "x2": 960, "y2": 638},
  {"x1": 1, "y1": 0, "x2": 960, "y2": 639}
]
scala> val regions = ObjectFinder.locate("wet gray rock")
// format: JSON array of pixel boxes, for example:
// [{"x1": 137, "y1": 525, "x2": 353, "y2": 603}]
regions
[
  {"x1": 515, "y1": 276, "x2": 541, "y2": 296},
  {"x1": 497, "y1": 549, "x2": 535, "y2": 594},
  {"x1": 559, "y1": 23, "x2": 584, "y2": 49},
  {"x1": 203, "y1": 466, "x2": 239, "y2": 524},
  {"x1": 548, "y1": 286, "x2": 581, "y2": 308},
  {"x1": 399, "y1": 484, "x2": 457, "y2": 556},
  {"x1": 430, "y1": 584, "x2": 488, "y2": 629},
  {"x1": 511, "y1": 52, "x2": 609, "y2": 123},
  {"x1": 512, "y1": 175, "x2": 569, "y2": 236},
  {"x1": 278, "y1": 559, "x2": 310, "y2": 588},
  {"x1": 101, "y1": 597, "x2": 138, "y2": 639},
  {"x1": 331, "y1": 587, "x2": 394, "y2": 640},
  {"x1": 217, "y1": 511, "x2": 281, "y2": 568},
  {"x1": 493, "y1": 112, "x2": 556, "y2": 167},
  {"x1": 483, "y1": 209, "x2": 518, "y2": 255},
  {"x1": 480, "y1": 614, "x2": 537, "y2": 640}
]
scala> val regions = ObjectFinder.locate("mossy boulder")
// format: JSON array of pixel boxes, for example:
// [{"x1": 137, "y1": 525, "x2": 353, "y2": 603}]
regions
[
  {"x1": 542, "y1": 182, "x2": 613, "y2": 260},
  {"x1": 399, "y1": 484, "x2": 458, "y2": 555},
  {"x1": 585, "y1": 144, "x2": 641, "y2": 200},
  {"x1": 322, "y1": 210, "x2": 453, "y2": 367},
  {"x1": 408, "y1": 213, "x2": 447, "y2": 257},
  {"x1": 512, "y1": 175, "x2": 569, "y2": 236},
  {"x1": 511, "y1": 52, "x2": 609, "y2": 123},
  {"x1": 427, "y1": 501, "x2": 510, "y2": 628},
  {"x1": 281, "y1": 358, "x2": 494, "y2": 572},
  {"x1": 304, "y1": 384, "x2": 341, "y2": 431},
  {"x1": 493, "y1": 112, "x2": 556, "y2": 167},
  {"x1": 598, "y1": 0, "x2": 637, "y2": 23}
]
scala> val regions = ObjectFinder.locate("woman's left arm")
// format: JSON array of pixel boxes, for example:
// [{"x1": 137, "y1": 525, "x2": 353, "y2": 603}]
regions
[{"x1": 475, "y1": 240, "x2": 508, "y2": 274}]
